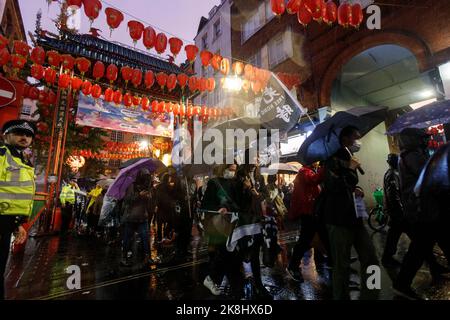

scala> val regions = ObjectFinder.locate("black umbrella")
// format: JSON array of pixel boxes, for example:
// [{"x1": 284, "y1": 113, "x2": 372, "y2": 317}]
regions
[{"x1": 297, "y1": 106, "x2": 388, "y2": 165}]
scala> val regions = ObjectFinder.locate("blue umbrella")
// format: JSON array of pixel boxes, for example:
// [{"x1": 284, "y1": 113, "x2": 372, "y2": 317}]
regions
[
  {"x1": 387, "y1": 100, "x2": 450, "y2": 135},
  {"x1": 297, "y1": 106, "x2": 388, "y2": 165},
  {"x1": 106, "y1": 158, "x2": 166, "y2": 200}
]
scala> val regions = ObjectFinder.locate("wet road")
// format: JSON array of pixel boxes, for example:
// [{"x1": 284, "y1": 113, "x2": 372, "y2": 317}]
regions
[{"x1": 5, "y1": 223, "x2": 450, "y2": 300}]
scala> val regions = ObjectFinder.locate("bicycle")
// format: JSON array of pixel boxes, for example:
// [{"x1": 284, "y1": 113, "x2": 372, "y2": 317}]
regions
[{"x1": 368, "y1": 188, "x2": 389, "y2": 232}]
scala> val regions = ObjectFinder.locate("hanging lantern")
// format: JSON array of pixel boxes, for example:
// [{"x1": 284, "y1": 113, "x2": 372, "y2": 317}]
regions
[
  {"x1": 156, "y1": 72, "x2": 168, "y2": 90},
  {"x1": 121, "y1": 66, "x2": 133, "y2": 85},
  {"x1": 31, "y1": 64, "x2": 44, "y2": 80},
  {"x1": 58, "y1": 73, "x2": 71, "y2": 89},
  {"x1": 132, "y1": 96, "x2": 141, "y2": 106},
  {"x1": 127, "y1": 20, "x2": 145, "y2": 45},
  {"x1": 106, "y1": 63, "x2": 118, "y2": 84},
  {"x1": 188, "y1": 76, "x2": 198, "y2": 92},
  {"x1": 93, "y1": 61, "x2": 105, "y2": 80},
  {"x1": 157, "y1": 101, "x2": 165, "y2": 113},
  {"x1": 113, "y1": 90, "x2": 123, "y2": 105},
  {"x1": 155, "y1": 33, "x2": 168, "y2": 54},
  {"x1": 81, "y1": 80, "x2": 92, "y2": 96},
  {"x1": 71, "y1": 77, "x2": 83, "y2": 91},
  {"x1": 67, "y1": 0, "x2": 82, "y2": 11},
  {"x1": 38, "y1": 90, "x2": 48, "y2": 104},
  {"x1": 311, "y1": 0, "x2": 326, "y2": 22},
  {"x1": 61, "y1": 54, "x2": 75, "y2": 72},
  {"x1": 200, "y1": 50, "x2": 213, "y2": 68},
  {"x1": 244, "y1": 64, "x2": 255, "y2": 81},
  {"x1": 169, "y1": 37, "x2": 183, "y2": 57},
  {"x1": 185, "y1": 45, "x2": 199, "y2": 64},
  {"x1": 271, "y1": 0, "x2": 286, "y2": 16},
  {"x1": 144, "y1": 70, "x2": 154, "y2": 88},
  {"x1": 141, "y1": 97, "x2": 150, "y2": 111},
  {"x1": 232, "y1": 61, "x2": 244, "y2": 76},
  {"x1": 0, "y1": 48, "x2": 10, "y2": 66},
  {"x1": 252, "y1": 81, "x2": 263, "y2": 94},
  {"x1": 338, "y1": 2, "x2": 352, "y2": 27},
  {"x1": 123, "y1": 93, "x2": 132, "y2": 107},
  {"x1": 28, "y1": 87, "x2": 39, "y2": 100},
  {"x1": 36, "y1": 122, "x2": 49, "y2": 133},
  {"x1": 186, "y1": 106, "x2": 193, "y2": 117},
  {"x1": 143, "y1": 26, "x2": 157, "y2": 50},
  {"x1": 305, "y1": 0, "x2": 322, "y2": 15},
  {"x1": 220, "y1": 58, "x2": 230, "y2": 75},
  {"x1": 298, "y1": 3, "x2": 313, "y2": 26},
  {"x1": 287, "y1": 0, "x2": 302, "y2": 14},
  {"x1": 177, "y1": 73, "x2": 188, "y2": 91},
  {"x1": 323, "y1": 1, "x2": 338, "y2": 25},
  {"x1": 13, "y1": 40, "x2": 30, "y2": 57},
  {"x1": 44, "y1": 67, "x2": 57, "y2": 85},
  {"x1": 76, "y1": 57, "x2": 91, "y2": 76},
  {"x1": 0, "y1": 35, "x2": 8, "y2": 50},
  {"x1": 166, "y1": 74, "x2": 177, "y2": 92},
  {"x1": 47, "y1": 50, "x2": 61, "y2": 68},
  {"x1": 91, "y1": 84, "x2": 102, "y2": 99},
  {"x1": 199, "y1": 78, "x2": 208, "y2": 92},
  {"x1": 211, "y1": 54, "x2": 222, "y2": 71},
  {"x1": 83, "y1": 0, "x2": 102, "y2": 25},
  {"x1": 104, "y1": 87, "x2": 114, "y2": 102},
  {"x1": 179, "y1": 104, "x2": 186, "y2": 117},
  {"x1": 131, "y1": 69, "x2": 143, "y2": 88},
  {"x1": 207, "y1": 78, "x2": 215, "y2": 92},
  {"x1": 165, "y1": 102, "x2": 173, "y2": 113},
  {"x1": 30, "y1": 46, "x2": 45, "y2": 65},
  {"x1": 242, "y1": 80, "x2": 250, "y2": 93},
  {"x1": 105, "y1": 7, "x2": 124, "y2": 36},
  {"x1": 172, "y1": 103, "x2": 180, "y2": 116},
  {"x1": 350, "y1": 3, "x2": 364, "y2": 28},
  {"x1": 151, "y1": 100, "x2": 158, "y2": 113}
]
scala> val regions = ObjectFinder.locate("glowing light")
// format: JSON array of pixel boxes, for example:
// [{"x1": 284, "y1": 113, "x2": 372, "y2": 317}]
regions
[
  {"x1": 417, "y1": 89, "x2": 435, "y2": 99},
  {"x1": 139, "y1": 140, "x2": 149, "y2": 149},
  {"x1": 162, "y1": 153, "x2": 171, "y2": 167},
  {"x1": 222, "y1": 76, "x2": 243, "y2": 92},
  {"x1": 66, "y1": 156, "x2": 85, "y2": 173}
]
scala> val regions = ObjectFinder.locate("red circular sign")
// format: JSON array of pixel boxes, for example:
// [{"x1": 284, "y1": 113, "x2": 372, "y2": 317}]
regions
[{"x1": 0, "y1": 76, "x2": 17, "y2": 108}]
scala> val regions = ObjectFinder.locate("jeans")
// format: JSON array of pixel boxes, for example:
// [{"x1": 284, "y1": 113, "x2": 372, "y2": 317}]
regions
[
  {"x1": 327, "y1": 224, "x2": 380, "y2": 300},
  {"x1": 122, "y1": 222, "x2": 150, "y2": 256},
  {"x1": 61, "y1": 204, "x2": 74, "y2": 234}
]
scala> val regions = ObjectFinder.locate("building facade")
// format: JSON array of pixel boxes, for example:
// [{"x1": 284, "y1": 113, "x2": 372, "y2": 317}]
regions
[{"x1": 0, "y1": 0, "x2": 26, "y2": 44}]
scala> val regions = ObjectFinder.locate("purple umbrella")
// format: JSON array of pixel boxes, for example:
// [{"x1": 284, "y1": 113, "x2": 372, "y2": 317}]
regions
[{"x1": 106, "y1": 158, "x2": 166, "y2": 200}]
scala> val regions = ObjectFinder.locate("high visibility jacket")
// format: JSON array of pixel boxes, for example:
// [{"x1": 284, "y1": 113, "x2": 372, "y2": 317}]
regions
[
  {"x1": 0, "y1": 146, "x2": 35, "y2": 217},
  {"x1": 60, "y1": 185, "x2": 77, "y2": 205}
]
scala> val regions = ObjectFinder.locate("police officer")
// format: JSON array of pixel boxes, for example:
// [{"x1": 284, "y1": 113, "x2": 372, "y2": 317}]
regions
[
  {"x1": 0, "y1": 120, "x2": 36, "y2": 300},
  {"x1": 59, "y1": 177, "x2": 79, "y2": 235}
]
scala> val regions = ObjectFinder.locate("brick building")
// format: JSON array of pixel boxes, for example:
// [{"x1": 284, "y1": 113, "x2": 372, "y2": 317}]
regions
[{"x1": 0, "y1": 0, "x2": 26, "y2": 44}]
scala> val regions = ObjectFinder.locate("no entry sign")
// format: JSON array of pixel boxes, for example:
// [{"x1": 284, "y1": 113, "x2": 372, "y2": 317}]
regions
[{"x1": 0, "y1": 76, "x2": 17, "y2": 108}]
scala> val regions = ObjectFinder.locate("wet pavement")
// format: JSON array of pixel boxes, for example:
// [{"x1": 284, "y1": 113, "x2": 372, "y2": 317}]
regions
[{"x1": 4, "y1": 222, "x2": 450, "y2": 300}]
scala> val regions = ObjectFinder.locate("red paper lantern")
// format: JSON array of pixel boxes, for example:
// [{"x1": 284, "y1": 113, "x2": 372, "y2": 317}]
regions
[
  {"x1": 71, "y1": 77, "x2": 83, "y2": 91},
  {"x1": 207, "y1": 78, "x2": 215, "y2": 92},
  {"x1": 211, "y1": 54, "x2": 222, "y2": 71},
  {"x1": 220, "y1": 58, "x2": 230, "y2": 75},
  {"x1": 105, "y1": 7, "x2": 124, "y2": 36},
  {"x1": 11, "y1": 54, "x2": 26, "y2": 70},
  {"x1": 311, "y1": 0, "x2": 326, "y2": 22},
  {"x1": 123, "y1": 93, "x2": 132, "y2": 107},
  {"x1": 28, "y1": 87, "x2": 40, "y2": 100},
  {"x1": 91, "y1": 84, "x2": 102, "y2": 99},
  {"x1": 0, "y1": 35, "x2": 8, "y2": 50},
  {"x1": 30, "y1": 46, "x2": 45, "y2": 65},
  {"x1": 177, "y1": 73, "x2": 188, "y2": 91},
  {"x1": 173, "y1": 103, "x2": 180, "y2": 115},
  {"x1": 61, "y1": 54, "x2": 75, "y2": 72},
  {"x1": 121, "y1": 66, "x2": 133, "y2": 84},
  {"x1": 158, "y1": 101, "x2": 165, "y2": 113},
  {"x1": 189, "y1": 76, "x2": 198, "y2": 92},
  {"x1": 46, "y1": 90, "x2": 57, "y2": 105},
  {"x1": 151, "y1": 100, "x2": 158, "y2": 113},
  {"x1": 36, "y1": 122, "x2": 49, "y2": 133},
  {"x1": 350, "y1": 3, "x2": 364, "y2": 28},
  {"x1": 106, "y1": 63, "x2": 118, "y2": 83},
  {"x1": 47, "y1": 50, "x2": 61, "y2": 68},
  {"x1": 104, "y1": 87, "x2": 114, "y2": 102},
  {"x1": 131, "y1": 69, "x2": 143, "y2": 88},
  {"x1": 128, "y1": 20, "x2": 145, "y2": 45},
  {"x1": 179, "y1": 104, "x2": 186, "y2": 117},
  {"x1": 201, "y1": 106, "x2": 208, "y2": 117},
  {"x1": 165, "y1": 102, "x2": 173, "y2": 113},
  {"x1": 287, "y1": 0, "x2": 302, "y2": 14},
  {"x1": 199, "y1": 78, "x2": 208, "y2": 92},
  {"x1": 232, "y1": 61, "x2": 244, "y2": 76},
  {"x1": 338, "y1": 2, "x2": 352, "y2": 27},
  {"x1": 141, "y1": 97, "x2": 150, "y2": 111},
  {"x1": 305, "y1": 0, "x2": 322, "y2": 15},
  {"x1": 132, "y1": 96, "x2": 141, "y2": 106},
  {"x1": 144, "y1": 70, "x2": 155, "y2": 88},
  {"x1": 185, "y1": 45, "x2": 199, "y2": 64},
  {"x1": 67, "y1": 0, "x2": 82, "y2": 10},
  {"x1": 143, "y1": 26, "x2": 156, "y2": 50},
  {"x1": 244, "y1": 64, "x2": 255, "y2": 81},
  {"x1": 298, "y1": 4, "x2": 313, "y2": 26},
  {"x1": 113, "y1": 90, "x2": 123, "y2": 105},
  {"x1": 44, "y1": 67, "x2": 57, "y2": 85},
  {"x1": 93, "y1": 61, "x2": 105, "y2": 80},
  {"x1": 169, "y1": 37, "x2": 183, "y2": 57},
  {"x1": 271, "y1": 0, "x2": 286, "y2": 16},
  {"x1": 166, "y1": 74, "x2": 177, "y2": 92},
  {"x1": 81, "y1": 80, "x2": 92, "y2": 96},
  {"x1": 76, "y1": 57, "x2": 91, "y2": 75},
  {"x1": 38, "y1": 90, "x2": 48, "y2": 104},
  {"x1": 323, "y1": 1, "x2": 338, "y2": 25},
  {"x1": 83, "y1": 0, "x2": 102, "y2": 24},
  {"x1": 156, "y1": 72, "x2": 168, "y2": 90},
  {"x1": 242, "y1": 80, "x2": 250, "y2": 93},
  {"x1": 155, "y1": 33, "x2": 168, "y2": 54},
  {"x1": 252, "y1": 81, "x2": 263, "y2": 94},
  {"x1": 31, "y1": 64, "x2": 44, "y2": 80},
  {"x1": 200, "y1": 50, "x2": 213, "y2": 68},
  {"x1": 13, "y1": 40, "x2": 30, "y2": 57},
  {"x1": 58, "y1": 73, "x2": 71, "y2": 89},
  {"x1": 0, "y1": 48, "x2": 10, "y2": 66}
]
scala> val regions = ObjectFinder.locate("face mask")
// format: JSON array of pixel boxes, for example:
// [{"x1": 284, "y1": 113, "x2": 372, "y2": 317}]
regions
[
  {"x1": 349, "y1": 140, "x2": 362, "y2": 153},
  {"x1": 223, "y1": 169, "x2": 235, "y2": 179}
]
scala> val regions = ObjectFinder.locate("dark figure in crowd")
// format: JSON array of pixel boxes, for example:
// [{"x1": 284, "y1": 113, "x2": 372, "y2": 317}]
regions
[
  {"x1": 393, "y1": 129, "x2": 450, "y2": 299},
  {"x1": 0, "y1": 120, "x2": 36, "y2": 300},
  {"x1": 155, "y1": 172, "x2": 191, "y2": 261},
  {"x1": 381, "y1": 154, "x2": 404, "y2": 267},
  {"x1": 120, "y1": 169, "x2": 152, "y2": 267},
  {"x1": 323, "y1": 126, "x2": 379, "y2": 300},
  {"x1": 200, "y1": 164, "x2": 242, "y2": 297},
  {"x1": 59, "y1": 178, "x2": 80, "y2": 235},
  {"x1": 286, "y1": 162, "x2": 328, "y2": 282}
]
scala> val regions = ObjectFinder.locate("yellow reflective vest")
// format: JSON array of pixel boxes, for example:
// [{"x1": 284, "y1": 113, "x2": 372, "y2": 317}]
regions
[
  {"x1": 0, "y1": 146, "x2": 35, "y2": 217},
  {"x1": 60, "y1": 185, "x2": 77, "y2": 206}
]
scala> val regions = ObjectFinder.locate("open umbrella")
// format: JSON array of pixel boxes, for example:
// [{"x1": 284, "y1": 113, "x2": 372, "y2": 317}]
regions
[
  {"x1": 297, "y1": 106, "x2": 388, "y2": 165},
  {"x1": 106, "y1": 158, "x2": 166, "y2": 200},
  {"x1": 261, "y1": 163, "x2": 299, "y2": 175},
  {"x1": 97, "y1": 179, "x2": 114, "y2": 189},
  {"x1": 387, "y1": 100, "x2": 450, "y2": 135}
]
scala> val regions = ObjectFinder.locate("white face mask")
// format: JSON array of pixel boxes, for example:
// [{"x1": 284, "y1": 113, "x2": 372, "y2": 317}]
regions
[
  {"x1": 223, "y1": 169, "x2": 235, "y2": 179},
  {"x1": 349, "y1": 140, "x2": 362, "y2": 153}
]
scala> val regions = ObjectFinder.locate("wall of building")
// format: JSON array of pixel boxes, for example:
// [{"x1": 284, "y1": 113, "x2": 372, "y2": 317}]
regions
[{"x1": 0, "y1": 0, "x2": 26, "y2": 43}]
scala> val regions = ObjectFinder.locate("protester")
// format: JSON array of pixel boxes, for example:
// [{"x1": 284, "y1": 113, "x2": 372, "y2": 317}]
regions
[{"x1": 59, "y1": 177, "x2": 80, "y2": 236}]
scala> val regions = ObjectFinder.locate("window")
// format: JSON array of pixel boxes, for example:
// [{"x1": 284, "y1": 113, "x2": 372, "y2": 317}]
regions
[
  {"x1": 21, "y1": 105, "x2": 32, "y2": 116},
  {"x1": 268, "y1": 34, "x2": 288, "y2": 68},
  {"x1": 213, "y1": 20, "x2": 221, "y2": 41},
  {"x1": 248, "y1": 51, "x2": 262, "y2": 68},
  {"x1": 110, "y1": 131, "x2": 124, "y2": 142},
  {"x1": 242, "y1": 0, "x2": 277, "y2": 43},
  {"x1": 202, "y1": 34, "x2": 208, "y2": 50},
  {"x1": 108, "y1": 159, "x2": 121, "y2": 168},
  {"x1": 132, "y1": 134, "x2": 143, "y2": 142}
]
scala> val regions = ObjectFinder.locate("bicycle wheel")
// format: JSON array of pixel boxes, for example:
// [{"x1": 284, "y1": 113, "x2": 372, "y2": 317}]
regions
[{"x1": 368, "y1": 207, "x2": 389, "y2": 232}]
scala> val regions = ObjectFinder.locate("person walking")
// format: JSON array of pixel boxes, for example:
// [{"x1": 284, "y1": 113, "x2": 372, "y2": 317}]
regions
[
  {"x1": 0, "y1": 120, "x2": 36, "y2": 300},
  {"x1": 59, "y1": 177, "x2": 79, "y2": 235}
]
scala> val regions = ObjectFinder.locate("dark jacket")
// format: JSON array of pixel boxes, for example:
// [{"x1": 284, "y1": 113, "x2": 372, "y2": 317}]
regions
[
  {"x1": 201, "y1": 177, "x2": 238, "y2": 212},
  {"x1": 155, "y1": 180, "x2": 190, "y2": 231},
  {"x1": 322, "y1": 148, "x2": 361, "y2": 227},
  {"x1": 383, "y1": 168, "x2": 403, "y2": 221},
  {"x1": 122, "y1": 183, "x2": 150, "y2": 223}
]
